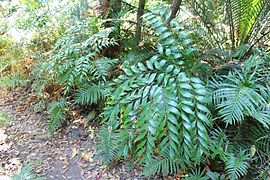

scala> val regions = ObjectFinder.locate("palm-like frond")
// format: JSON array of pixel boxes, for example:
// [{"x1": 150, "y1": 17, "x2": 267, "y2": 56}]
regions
[
  {"x1": 74, "y1": 83, "x2": 108, "y2": 105},
  {"x1": 210, "y1": 57, "x2": 270, "y2": 127},
  {"x1": 225, "y1": 151, "x2": 249, "y2": 180},
  {"x1": 48, "y1": 98, "x2": 68, "y2": 133},
  {"x1": 96, "y1": 122, "x2": 119, "y2": 164},
  {"x1": 228, "y1": 0, "x2": 266, "y2": 46},
  {"x1": 188, "y1": 0, "x2": 270, "y2": 50},
  {"x1": 235, "y1": 124, "x2": 270, "y2": 178},
  {"x1": 98, "y1": 4, "x2": 212, "y2": 176},
  {"x1": 143, "y1": 150, "x2": 182, "y2": 176}
]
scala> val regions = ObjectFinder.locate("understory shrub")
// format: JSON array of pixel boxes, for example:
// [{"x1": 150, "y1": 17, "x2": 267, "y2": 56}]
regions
[{"x1": 97, "y1": 5, "x2": 212, "y2": 176}]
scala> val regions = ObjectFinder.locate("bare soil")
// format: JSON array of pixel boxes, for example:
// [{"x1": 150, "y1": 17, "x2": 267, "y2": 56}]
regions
[{"x1": 0, "y1": 90, "x2": 142, "y2": 180}]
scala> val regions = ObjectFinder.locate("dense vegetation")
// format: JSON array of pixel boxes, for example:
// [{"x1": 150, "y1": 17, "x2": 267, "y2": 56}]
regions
[{"x1": 0, "y1": 0, "x2": 270, "y2": 179}]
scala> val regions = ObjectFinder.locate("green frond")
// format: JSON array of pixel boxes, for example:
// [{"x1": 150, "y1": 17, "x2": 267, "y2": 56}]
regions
[
  {"x1": 12, "y1": 163, "x2": 41, "y2": 180},
  {"x1": 48, "y1": 20, "x2": 117, "y2": 93},
  {"x1": 143, "y1": 150, "x2": 182, "y2": 176},
  {"x1": 187, "y1": 0, "x2": 270, "y2": 49},
  {"x1": 185, "y1": 169, "x2": 208, "y2": 180},
  {"x1": 48, "y1": 98, "x2": 68, "y2": 133},
  {"x1": 74, "y1": 84, "x2": 108, "y2": 105},
  {"x1": 98, "y1": 5, "x2": 212, "y2": 176},
  {"x1": 96, "y1": 122, "x2": 120, "y2": 164},
  {"x1": 225, "y1": 151, "x2": 249, "y2": 180},
  {"x1": 0, "y1": 72, "x2": 29, "y2": 89},
  {"x1": 210, "y1": 56, "x2": 270, "y2": 127}
]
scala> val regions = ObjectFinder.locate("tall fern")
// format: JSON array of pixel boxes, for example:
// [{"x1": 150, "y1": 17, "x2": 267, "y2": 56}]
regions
[{"x1": 98, "y1": 4, "x2": 212, "y2": 176}]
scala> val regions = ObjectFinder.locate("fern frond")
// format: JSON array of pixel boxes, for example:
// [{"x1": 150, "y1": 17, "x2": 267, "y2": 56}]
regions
[
  {"x1": 98, "y1": 5, "x2": 212, "y2": 176},
  {"x1": 0, "y1": 72, "x2": 29, "y2": 89},
  {"x1": 143, "y1": 150, "x2": 182, "y2": 176},
  {"x1": 48, "y1": 98, "x2": 68, "y2": 133},
  {"x1": 225, "y1": 151, "x2": 249, "y2": 180},
  {"x1": 74, "y1": 84, "x2": 108, "y2": 105},
  {"x1": 12, "y1": 163, "x2": 39, "y2": 180},
  {"x1": 48, "y1": 20, "x2": 117, "y2": 93},
  {"x1": 96, "y1": 122, "x2": 120, "y2": 164},
  {"x1": 210, "y1": 56, "x2": 270, "y2": 127}
]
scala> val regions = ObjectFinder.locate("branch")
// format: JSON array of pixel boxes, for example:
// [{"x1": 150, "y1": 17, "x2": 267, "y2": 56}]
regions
[{"x1": 165, "y1": 0, "x2": 182, "y2": 25}]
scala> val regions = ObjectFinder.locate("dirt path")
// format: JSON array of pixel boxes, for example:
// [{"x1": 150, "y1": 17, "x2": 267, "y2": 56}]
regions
[{"x1": 0, "y1": 90, "x2": 141, "y2": 180}]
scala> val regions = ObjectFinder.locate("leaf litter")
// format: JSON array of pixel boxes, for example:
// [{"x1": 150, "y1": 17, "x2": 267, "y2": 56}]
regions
[{"x1": 0, "y1": 89, "x2": 144, "y2": 180}]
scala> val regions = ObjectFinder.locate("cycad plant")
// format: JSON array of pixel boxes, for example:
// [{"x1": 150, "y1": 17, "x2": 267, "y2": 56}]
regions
[
  {"x1": 97, "y1": 4, "x2": 212, "y2": 176},
  {"x1": 188, "y1": 0, "x2": 270, "y2": 61},
  {"x1": 37, "y1": 17, "x2": 118, "y2": 133},
  {"x1": 210, "y1": 56, "x2": 270, "y2": 127},
  {"x1": 207, "y1": 55, "x2": 270, "y2": 179}
]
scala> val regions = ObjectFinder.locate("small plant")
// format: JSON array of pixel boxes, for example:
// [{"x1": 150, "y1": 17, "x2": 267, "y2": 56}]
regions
[
  {"x1": 210, "y1": 56, "x2": 270, "y2": 127},
  {"x1": 0, "y1": 72, "x2": 29, "y2": 90},
  {"x1": 12, "y1": 163, "x2": 41, "y2": 180},
  {"x1": 0, "y1": 112, "x2": 11, "y2": 124},
  {"x1": 47, "y1": 98, "x2": 68, "y2": 133}
]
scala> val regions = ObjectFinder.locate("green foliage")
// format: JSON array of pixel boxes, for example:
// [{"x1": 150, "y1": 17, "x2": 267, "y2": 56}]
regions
[
  {"x1": 48, "y1": 98, "x2": 68, "y2": 133},
  {"x1": 0, "y1": 37, "x2": 24, "y2": 74},
  {"x1": 210, "y1": 56, "x2": 270, "y2": 126},
  {"x1": 142, "y1": 150, "x2": 182, "y2": 176},
  {"x1": 0, "y1": 112, "x2": 11, "y2": 124},
  {"x1": 209, "y1": 127, "x2": 250, "y2": 179},
  {"x1": 74, "y1": 83, "x2": 108, "y2": 105},
  {"x1": 98, "y1": 4, "x2": 212, "y2": 176},
  {"x1": 96, "y1": 123, "x2": 119, "y2": 164},
  {"x1": 225, "y1": 152, "x2": 250, "y2": 180},
  {"x1": 19, "y1": 0, "x2": 41, "y2": 9},
  {"x1": 188, "y1": 0, "x2": 270, "y2": 49},
  {"x1": 236, "y1": 124, "x2": 270, "y2": 178},
  {"x1": 47, "y1": 19, "x2": 117, "y2": 96},
  {"x1": 185, "y1": 169, "x2": 208, "y2": 180},
  {"x1": 0, "y1": 72, "x2": 29, "y2": 89},
  {"x1": 12, "y1": 163, "x2": 41, "y2": 180}
]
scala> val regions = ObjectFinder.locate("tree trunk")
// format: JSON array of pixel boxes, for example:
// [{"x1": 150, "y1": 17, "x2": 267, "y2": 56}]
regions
[
  {"x1": 166, "y1": 0, "x2": 182, "y2": 25},
  {"x1": 135, "y1": 0, "x2": 146, "y2": 44},
  {"x1": 93, "y1": 0, "x2": 110, "y2": 16}
]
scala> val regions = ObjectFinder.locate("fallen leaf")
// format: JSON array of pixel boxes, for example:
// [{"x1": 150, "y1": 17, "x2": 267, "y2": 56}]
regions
[{"x1": 71, "y1": 148, "x2": 78, "y2": 159}]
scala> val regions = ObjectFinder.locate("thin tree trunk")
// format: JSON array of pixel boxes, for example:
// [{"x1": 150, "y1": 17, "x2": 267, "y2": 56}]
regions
[
  {"x1": 108, "y1": 0, "x2": 121, "y2": 31},
  {"x1": 166, "y1": 0, "x2": 182, "y2": 25},
  {"x1": 93, "y1": 0, "x2": 110, "y2": 16},
  {"x1": 135, "y1": 0, "x2": 146, "y2": 44}
]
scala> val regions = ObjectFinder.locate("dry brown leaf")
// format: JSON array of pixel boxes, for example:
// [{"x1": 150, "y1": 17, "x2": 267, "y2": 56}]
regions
[{"x1": 71, "y1": 148, "x2": 78, "y2": 159}]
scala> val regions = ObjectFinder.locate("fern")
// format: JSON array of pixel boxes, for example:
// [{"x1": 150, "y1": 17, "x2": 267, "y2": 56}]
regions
[
  {"x1": 185, "y1": 169, "x2": 209, "y2": 180},
  {"x1": 12, "y1": 163, "x2": 41, "y2": 180},
  {"x1": 48, "y1": 20, "x2": 118, "y2": 94},
  {"x1": 236, "y1": 124, "x2": 270, "y2": 178},
  {"x1": 225, "y1": 152, "x2": 250, "y2": 180},
  {"x1": 74, "y1": 83, "x2": 108, "y2": 105},
  {"x1": 96, "y1": 122, "x2": 120, "y2": 164},
  {"x1": 48, "y1": 98, "x2": 68, "y2": 133},
  {"x1": 188, "y1": 0, "x2": 270, "y2": 49},
  {"x1": 0, "y1": 72, "x2": 29, "y2": 89},
  {"x1": 210, "y1": 56, "x2": 270, "y2": 127},
  {"x1": 143, "y1": 150, "x2": 182, "y2": 176},
  {"x1": 98, "y1": 4, "x2": 212, "y2": 176}
]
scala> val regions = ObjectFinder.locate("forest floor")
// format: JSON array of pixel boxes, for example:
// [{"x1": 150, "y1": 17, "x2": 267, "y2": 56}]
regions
[{"x1": 0, "y1": 89, "x2": 142, "y2": 180}]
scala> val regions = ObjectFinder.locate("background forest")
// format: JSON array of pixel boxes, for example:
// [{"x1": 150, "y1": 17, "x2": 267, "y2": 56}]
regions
[{"x1": 0, "y1": 0, "x2": 270, "y2": 179}]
